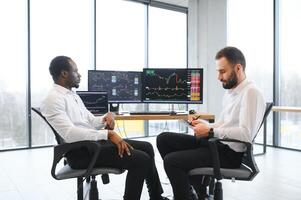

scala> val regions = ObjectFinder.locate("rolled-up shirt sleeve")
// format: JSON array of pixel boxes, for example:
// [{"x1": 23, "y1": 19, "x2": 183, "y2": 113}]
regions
[
  {"x1": 86, "y1": 108, "x2": 107, "y2": 130},
  {"x1": 41, "y1": 95, "x2": 108, "y2": 143}
]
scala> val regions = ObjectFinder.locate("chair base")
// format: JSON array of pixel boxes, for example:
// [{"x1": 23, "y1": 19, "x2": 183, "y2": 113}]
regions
[
  {"x1": 89, "y1": 177, "x2": 99, "y2": 200},
  {"x1": 213, "y1": 181, "x2": 223, "y2": 200},
  {"x1": 78, "y1": 176, "x2": 100, "y2": 200}
]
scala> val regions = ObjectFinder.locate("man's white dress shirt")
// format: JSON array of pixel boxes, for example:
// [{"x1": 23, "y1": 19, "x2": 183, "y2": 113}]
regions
[
  {"x1": 41, "y1": 84, "x2": 108, "y2": 143},
  {"x1": 211, "y1": 79, "x2": 265, "y2": 152}
]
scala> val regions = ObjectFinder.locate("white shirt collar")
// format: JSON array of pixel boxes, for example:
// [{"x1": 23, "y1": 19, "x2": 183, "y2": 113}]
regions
[
  {"x1": 53, "y1": 84, "x2": 74, "y2": 95},
  {"x1": 228, "y1": 78, "x2": 249, "y2": 95}
]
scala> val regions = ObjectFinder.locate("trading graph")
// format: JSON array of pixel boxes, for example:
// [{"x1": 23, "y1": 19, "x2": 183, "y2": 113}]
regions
[
  {"x1": 142, "y1": 68, "x2": 203, "y2": 103},
  {"x1": 81, "y1": 96, "x2": 107, "y2": 106},
  {"x1": 88, "y1": 70, "x2": 142, "y2": 102},
  {"x1": 77, "y1": 91, "x2": 108, "y2": 114}
]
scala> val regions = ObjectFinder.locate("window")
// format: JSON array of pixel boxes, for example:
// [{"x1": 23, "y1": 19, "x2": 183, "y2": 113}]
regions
[
  {"x1": 149, "y1": 6, "x2": 187, "y2": 68},
  {"x1": 148, "y1": 6, "x2": 187, "y2": 135},
  {"x1": 0, "y1": 0, "x2": 189, "y2": 150},
  {"x1": 30, "y1": 0, "x2": 94, "y2": 146},
  {"x1": 278, "y1": 0, "x2": 301, "y2": 149},
  {"x1": 96, "y1": 0, "x2": 146, "y2": 137},
  {"x1": 96, "y1": 0, "x2": 145, "y2": 71},
  {"x1": 0, "y1": 0, "x2": 27, "y2": 150},
  {"x1": 227, "y1": 0, "x2": 274, "y2": 145}
]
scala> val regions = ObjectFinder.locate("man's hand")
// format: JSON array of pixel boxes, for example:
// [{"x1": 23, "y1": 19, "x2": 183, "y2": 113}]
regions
[
  {"x1": 103, "y1": 112, "x2": 115, "y2": 130},
  {"x1": 108, "y1": 130, "x2": 133, "y2": 158},
  {"x1": 193, "y1": 123, "x2": 210, "y2": 138},
  {"x1": 188, "y1": 115, "x2": 201, "y2": 126}
]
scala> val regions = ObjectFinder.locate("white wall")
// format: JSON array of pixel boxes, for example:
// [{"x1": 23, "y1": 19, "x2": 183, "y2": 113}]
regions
[{"x1": 188, "y1": 0, "x2": 227, "y2": 118}]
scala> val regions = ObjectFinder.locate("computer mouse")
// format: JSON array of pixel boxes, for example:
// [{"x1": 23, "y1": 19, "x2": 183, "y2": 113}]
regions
[{"x1": 189, "y1": 109, "x2": 196, "y2": 114}]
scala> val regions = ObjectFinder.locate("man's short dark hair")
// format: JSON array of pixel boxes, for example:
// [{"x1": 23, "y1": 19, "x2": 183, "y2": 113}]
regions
[
  {"x1": 49, "y1": 56, "x2": 72, "y2": 82},
  {"x1": 215, "y1": 47, "x2": 246, "y2": 71}
]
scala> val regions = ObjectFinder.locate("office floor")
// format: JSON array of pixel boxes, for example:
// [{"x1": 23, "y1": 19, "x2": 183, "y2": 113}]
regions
[{"x1": 0, "y1": 137, "x2": 301, "y2": 200}]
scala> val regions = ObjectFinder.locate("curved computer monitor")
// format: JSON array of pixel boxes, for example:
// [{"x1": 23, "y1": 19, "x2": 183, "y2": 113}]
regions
[
  {"x1": 88, "y1": 70, "x2": 142, "y2": 103},
  {"x1": 142, "y1": 68, "x2": 203, "y2": 104},
  {"x1": 76, "y1": 91, "x2": 108, "y2": 114}
]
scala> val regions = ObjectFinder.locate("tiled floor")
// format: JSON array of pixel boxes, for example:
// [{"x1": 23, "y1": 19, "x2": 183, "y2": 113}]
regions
[{"x1": 0, "y1": 137, "x2": 301, "y2": 200}]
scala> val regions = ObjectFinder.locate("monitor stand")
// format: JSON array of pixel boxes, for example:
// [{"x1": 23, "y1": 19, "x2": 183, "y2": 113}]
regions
[{"x1": 109, "y1": 103, "x2": 119, "y2": 113}]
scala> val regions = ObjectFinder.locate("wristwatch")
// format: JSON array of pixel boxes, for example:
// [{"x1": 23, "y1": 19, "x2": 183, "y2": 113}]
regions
[{"x1": 208, "y1": 128, "x2": 214, "y2": 138}]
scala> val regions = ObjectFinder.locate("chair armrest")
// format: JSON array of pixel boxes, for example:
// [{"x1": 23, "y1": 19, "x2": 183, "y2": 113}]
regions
[
  {"x1": 210, "y1": 138, "x2": 252, "y2": 150},
  {"x1": 211, "y1": 138, "x2": 249, "y2": 144},
  {"x1": 210, "y1": 138, "x2": 257, "y2": 173},
  {"x1": 51, "y1": 140, "x2": 101, "y2": 180},
  {"x1": 207, "y1": 138, "x2": 252, "y2": 180}
]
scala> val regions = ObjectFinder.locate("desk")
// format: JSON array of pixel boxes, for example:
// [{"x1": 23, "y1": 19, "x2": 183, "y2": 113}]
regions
[
  {"x1": 259, "y1": 106, "x2": 301, "y2": 155},
  {"x1": 272, "y1": 106, "x2": 301, "y2": 113},
  {"x1": 115, "y1": 113, "x2": 215, "y2": 122},
  {"x1": 108, "y1": 113, "x2": 215, "y2": 137}
]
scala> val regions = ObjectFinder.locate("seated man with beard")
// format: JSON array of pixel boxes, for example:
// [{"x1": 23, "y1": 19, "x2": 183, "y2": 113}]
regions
[{"x1": 156, "y1": 47, "x2": 265, "y2": 200}]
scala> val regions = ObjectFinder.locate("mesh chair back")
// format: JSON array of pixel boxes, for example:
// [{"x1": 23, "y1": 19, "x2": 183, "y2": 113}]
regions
[
  {"x1": 241, "y1": 102, "x2": 273, "y2": 173},
  {"x1": 31, "y1": 107, "x2": 66, "y2": 144},
  {"x1": 252, "y1": 102, "x2": 273, "y2": 142}
]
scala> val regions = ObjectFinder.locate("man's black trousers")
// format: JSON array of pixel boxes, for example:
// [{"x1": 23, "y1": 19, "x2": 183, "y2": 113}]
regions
[
  {"x1": 157, "y1": 132, "x2": 243, "y2": 200},
  {"x1": 66, "y1": 139, "x2": 163, "y2": 200}
]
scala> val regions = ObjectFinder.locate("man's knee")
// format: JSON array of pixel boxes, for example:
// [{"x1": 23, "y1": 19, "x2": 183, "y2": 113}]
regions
[
  {"x1": 132, "y1": 151, "x2": 152, "y2": 168},
  {"x1": 140, "y1": 141, "x2": 155, "y2": 158},
  {"x1": 156, "y1": 132, "x2": 171, "y2": 148},
  {"x1": 135, "y1": 141, "x2": 155, "y2": 158}
]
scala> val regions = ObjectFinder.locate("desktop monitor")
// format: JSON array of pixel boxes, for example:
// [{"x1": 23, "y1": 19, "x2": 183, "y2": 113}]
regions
[
  {"x1": 88, "y1": 70, "x2": 142, "y2": 103},
  {"x1": 76, "y1": 91, "x2": 108, "y2": 114},
  {"x1": 142, "y1": 68, "x2": 203, "y2": 103}
]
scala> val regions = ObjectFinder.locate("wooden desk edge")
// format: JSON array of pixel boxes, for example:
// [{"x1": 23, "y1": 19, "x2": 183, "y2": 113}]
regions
[
  {"x1": 272, "y1": 106, "x2": 301, "y2": 113},
  {"x1": 115, "y1": 114, "x2": 215, "y2": 121}
]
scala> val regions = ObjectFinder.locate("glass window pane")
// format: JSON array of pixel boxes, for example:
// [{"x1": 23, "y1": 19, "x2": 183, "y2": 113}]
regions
[
  {"x1": 0, "y1": 0, "x2": 27, "y2": 150},
  {"x1": 96, "y1": 0, "x2": 146, "y2": 137},
  {"x1": 149, "y1": 7, "x2": 187, "y2": 68},
  {"x1": 227, "y1": 0, "x2": 273, "y2": 146},
  {"x1": 31, "y1": 0, "x2": 94, "y2": 146},
  {"x1": 148, "y1": 7, "x2": 187, "y2": 135},
  {"x1": 279, "y1": 0, "x2": 301, "y2": 149},
  {"x1": 96, "y1": 0, "x2": 145, "y2": 71}
]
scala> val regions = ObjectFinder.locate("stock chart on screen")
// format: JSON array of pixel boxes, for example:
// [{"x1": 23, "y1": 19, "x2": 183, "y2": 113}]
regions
[
  {"x1": 76, "y1": 91, "x2": 108, "y2": 114},
  {"x1": 88, "y1": 70, "x2": 142, "y2": 103},
  {"x1": 142, "y1": 68, "x2": 203, "y2": 103}
]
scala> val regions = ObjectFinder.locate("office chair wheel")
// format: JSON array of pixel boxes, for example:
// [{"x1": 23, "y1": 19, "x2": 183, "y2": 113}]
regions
[{"x1": 214, "y1": 182, "x2": 223, "y2": 200}]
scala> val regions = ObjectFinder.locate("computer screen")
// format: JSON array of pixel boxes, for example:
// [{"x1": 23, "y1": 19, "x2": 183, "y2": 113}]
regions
[
  {"x1": 88, "y1": 70, "x2": 142, "y2": 103},
  {"x1": 142, "y1": 68, "x2": 203, "y2": 103},
  {"x1": 76, "y1": 91, "x2": 108, "y2": 114}
]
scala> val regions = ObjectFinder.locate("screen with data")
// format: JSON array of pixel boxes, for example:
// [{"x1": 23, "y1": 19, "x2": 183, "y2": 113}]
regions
[
  {"x1": 142, "y1": 68, "x2": 203, "y2": 103},
  {"x1": 88, "y1": 70, "x2": 142, "y2": 103},
  {"x1": 76, "y1": 91, "x2": 108, "y2": 114}
]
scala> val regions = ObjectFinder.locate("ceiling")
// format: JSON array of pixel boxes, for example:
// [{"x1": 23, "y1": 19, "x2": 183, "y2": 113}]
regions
[{"x1": 155, "y1": 0, "x2": 188, "y2": 7}]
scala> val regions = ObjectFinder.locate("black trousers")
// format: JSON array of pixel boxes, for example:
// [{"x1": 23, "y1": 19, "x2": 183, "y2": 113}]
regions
[
  {"x1": 156, "y1": 132, "x2": 243, "y2": 200},
  {"x1": 66, "y1": 139, "x2": 163, "y2": 200}
]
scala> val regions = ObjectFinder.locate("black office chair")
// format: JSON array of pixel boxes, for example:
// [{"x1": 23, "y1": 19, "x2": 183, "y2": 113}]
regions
[
  {"x1": 188, "y1": 102, "x2": 273, "y2": 200},
  {"x1": 31, "y1": 107, "x2": 124, "y2": 200}
]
